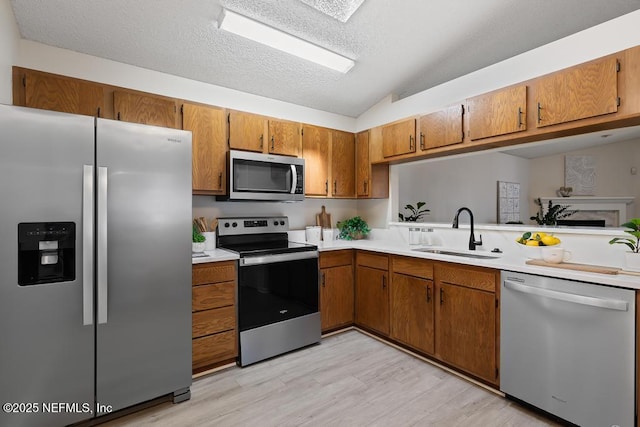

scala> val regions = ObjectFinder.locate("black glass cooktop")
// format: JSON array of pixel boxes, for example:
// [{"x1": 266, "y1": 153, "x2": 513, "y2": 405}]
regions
[{"x1": 219, "y1": 240, "x2": 316, "y2": 257}]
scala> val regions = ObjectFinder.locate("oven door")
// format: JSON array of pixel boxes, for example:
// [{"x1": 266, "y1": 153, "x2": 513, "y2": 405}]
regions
[
  {"x1": 238, "y1": 251, "x2": 319, "y2": 332},
  {"x1": 228, "y1": 150, "x2": 304, "y2": 201}
]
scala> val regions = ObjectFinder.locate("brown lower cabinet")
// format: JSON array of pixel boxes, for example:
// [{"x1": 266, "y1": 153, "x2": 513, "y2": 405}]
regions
[
  {"x1": 330, "y1": 252, "x2": 500, "y2": 387},
  {"x1": 319, "y1": 250, "x2": 354, "y2": 332},
  {"x1": 390, "y1": 256, "x2": 435, "y2": 355},
  {"x1": 191, "y1": 261, "x2": 238, "y2": 373},
  {"x1": 355, "y1": 251, "x2": 390, "y2": 336}
]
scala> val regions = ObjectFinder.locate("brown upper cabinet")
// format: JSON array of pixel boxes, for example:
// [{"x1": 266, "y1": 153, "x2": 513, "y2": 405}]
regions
[
  {"x1": 330, "y1": 130, "x2": 355, "y2": 198},
  {"x1": 302, "y1": 124, "x2": 330, "y2": 196},
  {"x1": 535, "y1": 56, "x2": 619, "y2": 128},
  {"x1": 114, "y1": 90, "x2": 178, "y2": 129},
  {"x1": 418, "y1": 105, "x2": 464, "y2": 150},
  {"x1": 228, "y1": 110, "x2": 265, "y2": 152},
  {"x1": 355, "y1": 131, "x2": 371, "y2": 197},
  {"x1": 182, "y1": 103, "x2": 227, "y2": 195},
  {"x1": 382, "y1": 118, "x2": 417, "y2": 157},
  {"x1": 268, "y1": 119, "x2": 301, "y2": 157},
  {"x1": 467, "y1": 85, "x2": 527, "y2": 141},
  {"x1": 16, "y1": 68, "x2": 105, "y2": 117}
]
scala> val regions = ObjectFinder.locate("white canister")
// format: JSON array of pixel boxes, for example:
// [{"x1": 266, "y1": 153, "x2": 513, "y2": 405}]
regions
[
  {"x1": 305, "y1": 226, "x2": 322, "y2": 244},
  {"x1": 322, "y1": 228, "x2": 334, "y2": 242},
  {"x1": 202, "y1": 232, "x2": 216, "y2": 250}
]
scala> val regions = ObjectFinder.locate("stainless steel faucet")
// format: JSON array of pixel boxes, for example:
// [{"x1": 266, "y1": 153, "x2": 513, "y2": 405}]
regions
[{"x1": 452, "y1": 207, "x2": 483, "y2": 250}]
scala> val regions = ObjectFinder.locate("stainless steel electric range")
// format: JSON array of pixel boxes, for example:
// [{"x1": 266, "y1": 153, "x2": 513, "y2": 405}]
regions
[{"x1": 217, "y1": 216, "x2": 320, "y2": 366}]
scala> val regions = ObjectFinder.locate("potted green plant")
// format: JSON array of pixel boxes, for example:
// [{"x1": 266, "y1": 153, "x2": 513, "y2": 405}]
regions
[
  {"x1": 192, "y1": 224, "x2": 206, "y2": 252},
  {"x1": 398, "y1": 202, "x2": 430, "y2": 222},
  {"x1": 609, "y1": 218, "x2": 640, "y2": 271},
  {"x1": 336, "y1": 216, "x2": 371, "y2": 240},
  {"x1": 530, "y1": 198, "x2": 577, "y2": 225}
]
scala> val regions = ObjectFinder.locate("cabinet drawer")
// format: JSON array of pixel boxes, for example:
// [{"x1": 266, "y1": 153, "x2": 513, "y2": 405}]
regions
[
  {"x1": 356, "y1": 251, "x2": 388, "y2": 270},
  {"x1": 192, "y1": 306, "x2": 236, "y2": 338},
  {"x1": 192, "y1": 261, "x2": 236, "y2": 286},
  {"x1": 193, "y1": 281, "x2": 235, "y2": 312},
  {"x1": 435, "y1": 263, "x2": 497, "y2": 292},
  {"x1": 192, "y1": 330, "x2": 237, "y2": 370},
  {"x1": 392, "y1": 256, "x2": 433, "y2": 279},
  {"x1": 320, "y1": 250, "x2": 353, "y2": 269}
]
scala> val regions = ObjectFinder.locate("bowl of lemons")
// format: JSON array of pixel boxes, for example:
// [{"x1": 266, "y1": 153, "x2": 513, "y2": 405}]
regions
[{"x1": 516, "y1": 231, "x2": 561, "y2": 259}]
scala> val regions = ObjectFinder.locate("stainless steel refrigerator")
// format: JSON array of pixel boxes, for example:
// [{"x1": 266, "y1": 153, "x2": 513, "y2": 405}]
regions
[{"x1": 0, "y1": 105, "x2": 193, "y2": 427}]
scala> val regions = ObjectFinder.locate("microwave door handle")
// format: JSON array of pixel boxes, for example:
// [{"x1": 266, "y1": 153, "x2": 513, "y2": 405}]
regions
[{"x1": 290, "y1": 164, "x2": 297, "y2": 194}]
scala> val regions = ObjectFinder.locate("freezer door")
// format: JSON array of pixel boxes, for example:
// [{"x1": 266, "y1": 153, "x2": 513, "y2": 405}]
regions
[
  {"x1": 0, "y1": 105, "x2": 95, "y2": 427},
  {"x1": 95, "y1": 119, "x2": 192, "y2": 414}
]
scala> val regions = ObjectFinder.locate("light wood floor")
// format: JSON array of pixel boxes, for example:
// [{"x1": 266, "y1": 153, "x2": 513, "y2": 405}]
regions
[{"x1": 103, "y1": 330, "x2": 558, "y2": 426}]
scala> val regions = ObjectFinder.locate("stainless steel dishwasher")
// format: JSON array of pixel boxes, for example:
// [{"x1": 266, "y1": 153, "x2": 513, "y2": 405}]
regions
[{"x1": 500, "y1": 271, "x2": 635, "y2": 427}]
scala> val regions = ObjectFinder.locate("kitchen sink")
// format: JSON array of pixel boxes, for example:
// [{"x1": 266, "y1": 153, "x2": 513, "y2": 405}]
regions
[{"x1": 412, "y1": 248, "x2": 500, "y2": 259}]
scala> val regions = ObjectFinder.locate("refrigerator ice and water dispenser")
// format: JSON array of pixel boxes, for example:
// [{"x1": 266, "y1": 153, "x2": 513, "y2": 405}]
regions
[{"x1": 18, "y1": 222, "x2": 75, "y2": 285}]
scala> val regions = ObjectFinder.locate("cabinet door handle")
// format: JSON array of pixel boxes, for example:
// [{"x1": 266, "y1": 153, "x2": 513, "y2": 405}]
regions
[
  {"x1": 440, "y1": 288, "x2": 444, "y2": 305},
  {"x1": 271, "y1": 135, "x2": 275, "y2": 151},
  {"x1": 260, "y1": 134, "x2": 264, "y2": 149},
  {"x1": 382, "y1": 275, "x2": 387, "y2": 289},
  {"x1": 409, "y1": 135, "x2": 414, "y2": 150},
  {"x1": 517, "y1": 107, "x2": 523, "y2": 127},
  {"x1": 325, "y1": 180, "x2": 328, "y2": 194},
  {"x1": 426, "y1": 285, "x2": 431, "y2": 302},
  {"x1": 537, "y1": 103, "x2": 542, "y2": 123},
  {"x1": 218, "y1": 172, "x2": 222, "y2": 189},
  {"x1": 420, "y1": 132, "x2": 425, "y2": 150},
  {"x1": 334, "y1": 180, "x2": 337, "y2": 195},
  {"x1": 321, "y1": 272, "x2": 326, "y2": 287},
  {"x1": 363, "y1": 180, "x2": 368, "y2": 195}
]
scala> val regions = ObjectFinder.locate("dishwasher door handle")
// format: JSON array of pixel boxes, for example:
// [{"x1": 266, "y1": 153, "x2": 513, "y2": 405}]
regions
[{"x1": 504, "y1": 280, "x2": 629, "y2": 311}]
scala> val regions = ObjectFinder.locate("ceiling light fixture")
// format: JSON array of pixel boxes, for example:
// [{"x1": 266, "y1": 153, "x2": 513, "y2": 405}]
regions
[{"x1": 217, "y1": 9, "x2": 355, "y2": 73}]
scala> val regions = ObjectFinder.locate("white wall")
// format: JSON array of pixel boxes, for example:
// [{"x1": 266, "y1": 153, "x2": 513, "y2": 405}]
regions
[
  {"x1": 395, "y1": 152, "x2": 530, "y2": 224},
  {"x1": 14, "y1": 40, "x2": 356, "y2": 132},
  {"x1": 0, "y1": 0, "x2": 20, "y2": 104},
  {"x1": 529, "y1": 138, "x2": 640, "y2": 219},
  {"x1": 193, "y1": 197, "x2": 358, "y2": 231}
]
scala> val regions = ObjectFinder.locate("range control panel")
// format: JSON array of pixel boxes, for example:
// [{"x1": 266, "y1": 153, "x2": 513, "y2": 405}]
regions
[{"x1": 217, "y1": 216, "x2": 289, "y2": 236}]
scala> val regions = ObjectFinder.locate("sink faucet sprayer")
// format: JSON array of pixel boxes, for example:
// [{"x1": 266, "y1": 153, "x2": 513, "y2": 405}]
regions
[{"x1": 452, "y1": 207, "x2": 482, "y2": 250}]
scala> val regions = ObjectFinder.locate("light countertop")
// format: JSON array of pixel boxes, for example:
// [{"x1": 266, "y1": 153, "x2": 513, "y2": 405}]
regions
[{"x1": 192, "y1": 237, "x2": 640, "y2": 290}]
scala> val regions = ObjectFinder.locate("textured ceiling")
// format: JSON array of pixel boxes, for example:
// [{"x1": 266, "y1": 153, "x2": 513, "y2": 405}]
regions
[{"x1": 9, "y1": 0, "x2": 640, "y2": 117}]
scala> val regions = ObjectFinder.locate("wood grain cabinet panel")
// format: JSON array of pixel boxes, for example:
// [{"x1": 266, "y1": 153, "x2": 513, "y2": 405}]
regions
[
  {"x1": 390, "y1": 273, "x2": 435, "y2": 355},
  {"x1": 355, "y1": 130, "x2": 371, "y2": 197},
  {"x1": 192, "y1": 330, "x2": 237, "y2": 371},
  {"x1": 355, "y1": 263, "x2": 389, "y2": 336},
  {"x1": 268, "y1": 119, "x2": 301, "y2": 156},
  {"x1": 356, "y1": 251, "x2": 389, "y2": 270},
  {"x1": 436, "y1": 263, "x2": 496, "y2": 292},
  {"x1": 331, "y1": 130, "x2": 355, "y2": 198},
  {"x1": 191, "y1": 261, "x2": 238, "y2": 373},
  {"x1": 320, "y1": 264, "x2": 354, "y2": 332},
  {"x1": 535, "y1": 56, "x2": 619, "y2": 128},
  {"x1": 419, "y1": 105, "x2": 463, "y2": 150},
  {"x1": 182, "y1": 103, "x2": 227, "y2": 195},
  {"x1": 228, "y1": 110, "x2": 266, "y2": 152},
  {"x1": 192, "y1": 281, "x2": 235, "y2": 312},
  {"x1": 302, "y1": 125, "x2": 330, "y2": 196},
  {"x1": 23, "y1": 71, "x2": 104, "y2": 117},
  {"x1": 114, "y1": 90, "x2": 177, "y2": 128},
  {"x1": 392, "y1": 256, "x2": 433, "y2": 280},
  {"x1": 467, "y1": 85, "x2": 527, "y2": 141},
  {"x1": 382, "y1": 118, "x2": 416, "y2": 158},
  {"x1": 436, "y1": 282, "x2": 496, "y2": 383}
]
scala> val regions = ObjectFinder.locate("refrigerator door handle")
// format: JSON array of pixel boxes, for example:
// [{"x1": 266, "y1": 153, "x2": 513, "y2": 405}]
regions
[
  {"x1": 97, "y1": 166, "x2": 108, "y2": 324},
  {"x1": 82, "y1": 165, "x2": 94, "y2": 326}
]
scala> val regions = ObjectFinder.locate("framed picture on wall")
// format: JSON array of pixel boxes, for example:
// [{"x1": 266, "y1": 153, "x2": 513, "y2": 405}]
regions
[{"x1": 497, "y1": 181, "x2": 521, "y2": 224}]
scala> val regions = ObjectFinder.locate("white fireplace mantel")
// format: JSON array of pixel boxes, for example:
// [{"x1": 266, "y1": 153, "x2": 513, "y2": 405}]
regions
[{"x1": 539, "y1": 196, "x2": 635, "y2": 224}]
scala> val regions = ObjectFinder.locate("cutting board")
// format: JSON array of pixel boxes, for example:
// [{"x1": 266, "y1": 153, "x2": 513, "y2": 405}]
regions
[
  {"x1": 526, "y1": 259, "x2": 620, "y2": 275},
  {"x1": 316, "y1": 205, "x2": 332, "y2": 229}
]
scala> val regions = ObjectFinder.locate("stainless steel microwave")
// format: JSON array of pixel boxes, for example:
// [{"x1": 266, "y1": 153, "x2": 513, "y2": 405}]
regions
[{"x1": 218, "y1": 150, "x2": 305, "y2": 201}]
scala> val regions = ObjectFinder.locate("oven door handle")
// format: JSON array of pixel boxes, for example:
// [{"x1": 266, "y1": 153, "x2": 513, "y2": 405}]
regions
[
  {"x1": 240, "y1": 250, "x2": 318, "y2": 266},
  {"x1": 290, "y1": 164, "x2": 297, "y2": 194}
]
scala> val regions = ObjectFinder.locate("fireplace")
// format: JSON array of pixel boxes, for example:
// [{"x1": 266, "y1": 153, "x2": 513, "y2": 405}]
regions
[{"x1": 539, "y1": 196, "x2": 634, "y2": 227}]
